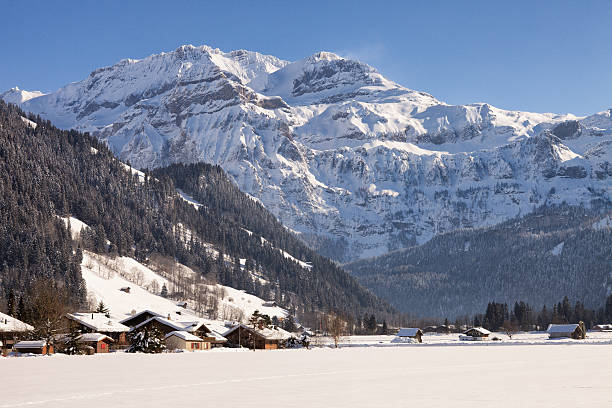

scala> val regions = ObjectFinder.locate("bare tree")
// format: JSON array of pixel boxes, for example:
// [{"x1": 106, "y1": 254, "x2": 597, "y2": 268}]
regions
[
  {"x1": 502, "y1": 319, "x2": 517, "y2": 339},
  {"x1": 28, "y1": 278, "x2": 71, "y2": 354},
  {"x1": 328, "y1": 313, "x2": 346, "y2": 348}
]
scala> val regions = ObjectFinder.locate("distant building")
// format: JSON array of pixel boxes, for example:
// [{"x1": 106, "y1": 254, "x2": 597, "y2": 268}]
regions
[
  {"x1": 460, "y1": 327, "x2": 491, "y2": 341},
  {"x1": 547, "y1": 323, "x2": 586, "y2": 339},
  {"x1": 120, "y1": 310, "x2": 163, "y2": 328},
  {"x1": 392, "y1": 328, "x2": 423, "y2": 343},
  {"x1": 223, "y1": 323, "x2": 292, "y2": 349},
  {"x1": 164, "y1": 330, "x2": 211, "y2": 351},
  {"x1": 0, "y1": 312, "x2": 34, "y2": 354},
  {"x1": 130, "y1": 315, "x2": 226, "y2": 347},
  {"x1": 436, "y1": 325, "x2": 453, "y2": 334},
  {"x1": 77, "y1": 333, "x2": 114, "y2": 354},
  {"x1": 66, "y1": 313, "x2": 130, "y2": 346},
  {"x1": 422, "y1": 326, "x2": 437, "y2": 333},
  {"x1": 592, "y1": 324, "x2": 612, "y2": 332},
  {"x1": 14, "y1": 340, "x2": 53, "y2": 355}
]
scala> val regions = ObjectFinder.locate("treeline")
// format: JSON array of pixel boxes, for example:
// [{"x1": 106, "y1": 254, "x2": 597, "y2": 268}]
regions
[
  {"x1": 346, "y1": 205, "x2": 612, "y2": 319},
  {"x1": 0, "y1": 102, "x2": 395, "y2": 327}
]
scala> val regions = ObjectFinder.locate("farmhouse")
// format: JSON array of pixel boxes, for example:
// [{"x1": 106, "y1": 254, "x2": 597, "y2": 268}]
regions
[
  {"x1": 14, "y1": 340, "x2": 53, "y2": 355},
  {"x1": 78, "y1": 333, "x2": 114, "y2": 354},
  {"x1": 120, "y1": 310, "x2": 162, "y2": 328},
  {"x1": 460, "y1": 327, "x2": 491, "y2": 341},
  {"x1": 130, "y1": 315, "x2": 226, "y2": 347},
  {"x1": 66, "y1": 313, "x2": 130, "y2": 345},
  {"x1": 164, "y1": 330, "x2": 211, "y2": 351},
  {"x1": 0, "y1": 312, "x2": 34, "y2": 354},
  {"x1": 223, "y1": 323, "x2": 292, "y2": 350},
  {"x1": 392, "y1": 328, "x2": 423, "y2": 343},
  {"x1": 547, "y1": 323, "x2": 586, "y2": 339}
]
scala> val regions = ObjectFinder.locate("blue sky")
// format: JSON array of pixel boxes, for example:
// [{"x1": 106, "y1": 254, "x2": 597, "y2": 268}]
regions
[{"x1": 2, "y1": 0, "x2": 611, "y2": 115}]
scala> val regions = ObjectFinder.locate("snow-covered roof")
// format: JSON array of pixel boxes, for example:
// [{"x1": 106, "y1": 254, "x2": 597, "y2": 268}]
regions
[
  {"x1": 464, "y1": 327, "x2": 492, "y2": 335},
  {"x1": 164, "y1": 331, "x2": 204, "y2": 342},
  {"x1": 78, "y1": 333, "x2": 114, "y2": 342},
  {"x1": 223, "y1": 323, "x2": 292, "y2": 340},
  {"x1": 396, "y1": 328, "x2": 421, "y2": 337},
  {"x1": 547, "y1": 324, "x2": 579, "y2": 333},
  {"x1": 131, "y1": 316, "x2": 210, "y2": 333},
  {"x1": 119, "y1": 310, "x2": 162, "y2": 325},
  {"x1": 67, "y1": 313, "x2": 130, "y2": 333},
  {"x1": 0, "y1": 312, "x2": 34, "y2": 332},
  {"x1": 15, "y1": 340, "x2": 46, "y2": 348}
]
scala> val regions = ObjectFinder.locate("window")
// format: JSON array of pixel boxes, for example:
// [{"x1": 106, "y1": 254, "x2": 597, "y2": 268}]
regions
[
  {"x1": 194, "y1": 342, "x2": 200, "y2": 349},
  {"x1": 101, "y1": 343, "x2": 106, "y2": 349}
]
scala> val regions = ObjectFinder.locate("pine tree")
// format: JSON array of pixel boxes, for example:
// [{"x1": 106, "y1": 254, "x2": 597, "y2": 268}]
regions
[
  {"x1": 380, "y1": 320, "x2": 388, "y2": 335},
  {"x1": 160, "y1": 283, "x2": 168, "y2": 298},
  {"x1": 127, "y1": 327, "x2": 166, "y2": 353},
  {"x1": 96, "y1": 301, "x2": 109, "y2": 314},
  {"x1": 64, "y1": 325, "x2": 83, "y2": 355}
]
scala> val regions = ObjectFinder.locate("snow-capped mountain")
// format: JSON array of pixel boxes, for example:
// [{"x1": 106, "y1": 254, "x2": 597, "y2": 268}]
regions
[
  {"x1": 0, "y1": 86, "x2": 46, "y2": 105},
  {"x1": 5, "y1": 44, "x2": 612, "y2": 261}
]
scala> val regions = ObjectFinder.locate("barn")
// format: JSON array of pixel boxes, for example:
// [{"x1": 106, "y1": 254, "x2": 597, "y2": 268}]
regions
[
  {"x1": 223, "y1": 323, "x2": 292, "y2": 350},
  {"x1": 78, "y1": 333, "x2": 114, "y2": 353},
  {"x1": 14, "y1": 340, "x2": 53, "y2": 355},
  {"x1": 547, "y1": 323, "x2": 586, "y2": 339},
  {"x1": 164, "y1": 330, "x2": 211, "y2": 351},
  {"x1": 66, "y1": 313, "x2": 130, "y2": 346},
  {"x1": 460, "y1": 327, "x2": 491, "y2": 341},
  {"x1": 392, "y1": 328, "x2": 423, "y2": 343}
]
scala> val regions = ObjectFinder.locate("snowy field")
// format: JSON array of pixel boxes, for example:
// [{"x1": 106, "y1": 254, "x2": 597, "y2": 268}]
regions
[{"x1": 2, "y1": 344, "x2": 612, "y2": 407}]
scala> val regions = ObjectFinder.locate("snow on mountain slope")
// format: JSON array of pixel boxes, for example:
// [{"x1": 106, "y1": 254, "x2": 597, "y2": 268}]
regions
[
  {"x1": 0, "y1": 86, "x2": 46, "y2": 104},
  {"x1": 7, "y1": 44, "x2": 612, "y2": 261}
]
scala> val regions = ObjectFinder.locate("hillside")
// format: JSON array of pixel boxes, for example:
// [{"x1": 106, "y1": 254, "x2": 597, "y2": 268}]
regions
[
  {"x1": 0, "y1": 102, "x2": 394, "y2": 325},
  {"x1": 5, "y1": 44, "x2": 612, "y2": 262},
  {"x1": 344, "y1": 206, "x2": 612, "y2": 318}
]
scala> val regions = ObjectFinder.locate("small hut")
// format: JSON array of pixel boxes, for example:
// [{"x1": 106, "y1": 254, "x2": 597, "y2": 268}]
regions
[
  {"x1": 164, "y1": 330, "x2": 211, "y2": 351},
  {"x1": 460, "y1": 327, "x2": 491, "y2": 341},
  {"x1": 392, "y1": 328, "x2": 423, "y2": 343},
  {"x1": 78, "y1": 333, "x2": 114, "y2": 353},
  {"x1": 14, "y1": 340, "x2": 53, "y2": 355},
  {"x1": 547, "y1": 323, "x2": 586, "y2": 339}
]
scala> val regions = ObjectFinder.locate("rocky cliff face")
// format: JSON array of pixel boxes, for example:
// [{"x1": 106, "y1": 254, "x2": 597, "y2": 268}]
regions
[{"x1": 6, "y1": 44, "x2": 612, "y2": 261}]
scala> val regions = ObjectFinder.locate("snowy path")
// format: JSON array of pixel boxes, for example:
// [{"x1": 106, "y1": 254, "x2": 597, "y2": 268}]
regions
[{"x1": 2, "y1": 345, "x2": 612, "y2": 407}]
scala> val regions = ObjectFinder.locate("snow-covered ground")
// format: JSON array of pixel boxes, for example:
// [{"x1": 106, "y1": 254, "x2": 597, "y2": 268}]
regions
[{"x1": 2, "y1": 345, "x2": 611, "y2": 407}]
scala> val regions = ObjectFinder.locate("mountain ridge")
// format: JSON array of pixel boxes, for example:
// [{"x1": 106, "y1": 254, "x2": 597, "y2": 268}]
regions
[{"x1": 4, "y1": 44, "x2": 612, "y2": 262}]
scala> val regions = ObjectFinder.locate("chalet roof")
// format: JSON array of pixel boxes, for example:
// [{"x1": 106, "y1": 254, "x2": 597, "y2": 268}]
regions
[
  {"x1": 164, "y1": 330, "x2": 204, "y2": 342},
  {"x1": 0, "y1": 312, "x2": 34, "y2": 333},
  {"x1": 15, "y1": 340, "x2": 46, "y2": 348},
  {"x1": 547, "y1": 324, "x2": 579, "y2": 333},
  {"x1": 78, "y1": 333, "x2": 114, "y2": 343},
  {"x1": 464, "y1": 327, "x2": 492, "y2": 335},
  {"x1": 131, "y1": 316, "x2": 194, "y2": 332},
  {"x1": 223, "y1": 323, "x2": 292, "y2": 341},
  {"x1": 593, "y1": 324, "x2": 612, "y2": 330},
  {"x1": 67, "y1": 313, "x2": 130, "y2": 333},
  {"x1": 119, "y1": 310, "x2": 162, "y2": 325},
  {"x1": 396, "y1": 328, "x2": 421, "y2": 337}
]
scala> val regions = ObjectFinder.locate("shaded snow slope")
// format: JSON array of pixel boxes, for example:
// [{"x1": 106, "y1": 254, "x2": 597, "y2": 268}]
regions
[{"x1": 7, "y1": 44, "x2": 612, "y2": 261}]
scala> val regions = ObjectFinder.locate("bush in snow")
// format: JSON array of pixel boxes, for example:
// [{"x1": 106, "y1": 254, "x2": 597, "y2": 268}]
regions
[{"x1": 127, "y1": 327, "x2": 166, "y2": 353}]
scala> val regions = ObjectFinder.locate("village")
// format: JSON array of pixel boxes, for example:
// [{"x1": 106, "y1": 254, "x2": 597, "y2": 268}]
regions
[{"x1": 2, "y1": 303, "x2": 612, "y2": 357}]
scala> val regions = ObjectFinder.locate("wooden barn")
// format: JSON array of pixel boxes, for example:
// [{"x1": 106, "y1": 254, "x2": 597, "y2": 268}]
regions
[
  {"x1": 66, "y1": 313, "x2": 130, "y2": 346},
  {"x1": 78, "y1": 333, "x2": 114, "y2": 354},
  {"x1": 120, "y1": 310, "x2": 163, "y2": 328},
  {"x1": 547, "y1": 323, "x2": 586, "y2": 339},
  {"x1": 164, "y1": 330, "x2": 211, "y2": 351},
  {"x1": 223, "y1": 323, "x2": 292, "y2": 350},
  {"x1": 0, "y1": 312, "x2": 34, "y2": 354},
  {"x1": 14, "y1": 340, "x2": 53, "y2": 355},
  {"x1": 130, "y1": 316, "x2": 227, "y2": 347},
  {"x1": 460, "y1": 327, "x2": 491, "y2": 341},
  {"x1": 393, "y1": 328, "x2": 423, "y2": 343}
]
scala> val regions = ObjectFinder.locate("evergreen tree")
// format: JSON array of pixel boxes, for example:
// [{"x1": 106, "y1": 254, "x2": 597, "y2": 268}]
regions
[
  {"x1": 160, "y1": 283, "x2": 168, "y2": 298},
  {"x1": 63, "y1": 325, "x2": 83, "y2": 355},
  {"x1": 127, "y1": 327, "x2": 166, "y2": 353},
  {"x1": 282, "y1": 315, "x2": 297, "y2": 333},
  {"x1": 96, "y1": 301, "x2": 109, "y2": 314}
]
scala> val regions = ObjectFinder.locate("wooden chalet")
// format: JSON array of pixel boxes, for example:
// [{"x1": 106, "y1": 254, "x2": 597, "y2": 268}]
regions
[
  {"x1": 164, "y1": 330, "x2": 211, "y2": 351},
  {"x1": 460, "y1": 327, "x2": 491, "y2": 341},
  {"x1": 130, "y1": 315, "x2": 226, "y2": 347},
  {"x1": 14, "y1": 340, "x2": 53, "y2": 355},
  {"x1": 223, "y1": 323, "x2": 292, "y2": 350},
  {"x1": 65, "y1": 313, "x2": 130, "y2": 346},
  {"x1": 78, "y1": 333, "x2": 114, "y2": 354},
  {"x1": 120, "y1": 310, "x2": 163, "y2": 328},
  {"x1": 547, "y1": 323, "x2": 586, "y2": 339},
  {"x1": 0, "y1": 312, "x2": 34, "y2": 354},
  {"x1": 393, "y1": 328, "x2": 423, "y2": 343}
]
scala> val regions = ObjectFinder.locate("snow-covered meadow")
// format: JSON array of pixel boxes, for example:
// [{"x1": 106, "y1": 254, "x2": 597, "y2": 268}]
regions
[{"x1": 2, "y1": 344, "x2": 611, "y2": 407}]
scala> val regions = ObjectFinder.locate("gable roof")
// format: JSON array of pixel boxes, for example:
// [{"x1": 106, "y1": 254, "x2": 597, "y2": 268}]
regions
[
  {"x1": 131, "y1": 316, "x2": 194, "y2": 332},
  {"x1": 15, "y1": 340, "x2": 46, "y2": 348},
  {"x1": 396, "y1": 328, "x2": 422, "y2": 337},
  {"x1": 119, "y1": 310, "x2": 162, "y2": 325},
  {"x1": 78, "y1": 333, "x2": 114, "y2": 342},
  {"x1": 223, "y1": 323, "x2": 292, "y2": 341},
  {"x1": 464, "y1": 327, "x2": 492, "y2": 335},
  {"x1": 164, "y1": 330, "x2": 204, "y2": 342},
  {"x1": 0, "y1": 312, "x2": 34, "y2": 333},
  {"x1": 67, "y1": 313, "x2": 130, "y2": 333},
  {"x1": 547, "y1": 324, "x2": 579, "y2": 333}
]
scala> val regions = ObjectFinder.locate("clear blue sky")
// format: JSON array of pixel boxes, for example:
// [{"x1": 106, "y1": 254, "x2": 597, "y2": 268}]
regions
[{"x1": 2, "y1": 0, "x2": 611, "y2": 115}]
